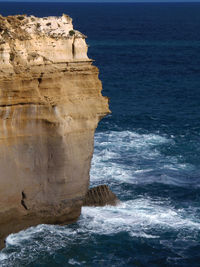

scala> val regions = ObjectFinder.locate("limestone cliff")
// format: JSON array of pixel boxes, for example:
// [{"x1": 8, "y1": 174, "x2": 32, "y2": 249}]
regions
[{"x1": 0, "y1": 14, "x2": 110, "y2": 249}]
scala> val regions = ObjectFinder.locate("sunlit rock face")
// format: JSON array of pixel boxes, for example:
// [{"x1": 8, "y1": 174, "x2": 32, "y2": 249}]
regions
[{"x1": 0, "y1": 14, "x2": 110, "y2": 249}]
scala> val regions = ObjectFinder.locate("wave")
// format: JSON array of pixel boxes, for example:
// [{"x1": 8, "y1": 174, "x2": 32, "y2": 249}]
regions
[
  {"x1": 80, "y1": 198, "x2": 200, "y2": 236},
  {"x1": 0, "y1": 197, "x2": 199, "y2": 266},
  {"x1": 90, "y1": 40, "x2": 200, "y2": 48},
  {"x1": 0, "y1": 130, "x2": 199, "y2": 266},
  {"x1": 90, "y1": 130, "x2": 197, "y2": 187}
]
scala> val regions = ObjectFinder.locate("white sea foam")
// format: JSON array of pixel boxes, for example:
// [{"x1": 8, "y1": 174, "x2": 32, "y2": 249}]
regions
[
  {"x1": 68, "y1": 259, "x2": 85, "y2": 265},
  {"x1": 80, "y1": 198, "x2": 200, "y2": 238},
  {"x1": 1, "y1": 198, "x2": 199, "y2": 253},
  {"x1": 0, "y1": 130, "x2": 198, "y2": 266},
  {"x1": 0, "y1": 253, "x2": 8, "y2": 261},
  {"x1": 0, "y1": 225, "x2": 79, "y2": 266},
  {"x1": 90, "y1": 130, "x2": 195, "y2": 186},
  {"x1": 0, "y1": 197, "x2": 199, "y2": 266}
]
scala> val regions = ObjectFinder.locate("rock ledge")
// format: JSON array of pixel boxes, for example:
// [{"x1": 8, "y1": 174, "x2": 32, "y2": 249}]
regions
[{"x1": 83, "y1": 185, "x2": 119, "y2": 206}]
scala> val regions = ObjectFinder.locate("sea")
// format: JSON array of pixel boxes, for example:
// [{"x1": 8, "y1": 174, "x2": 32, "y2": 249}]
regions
[{"x1": 0, "y1": 2, "x2": 200, "y2": 266}]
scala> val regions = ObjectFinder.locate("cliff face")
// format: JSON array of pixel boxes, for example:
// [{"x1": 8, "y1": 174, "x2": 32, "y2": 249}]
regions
[{"x1": 0, "y1": 14, "x2": 110, "y2": 248}]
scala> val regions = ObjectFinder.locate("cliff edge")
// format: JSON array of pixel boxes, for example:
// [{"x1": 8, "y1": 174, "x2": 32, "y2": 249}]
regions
[{"x1": 0, "y1": 14, "x2": 110, "y2": 249}]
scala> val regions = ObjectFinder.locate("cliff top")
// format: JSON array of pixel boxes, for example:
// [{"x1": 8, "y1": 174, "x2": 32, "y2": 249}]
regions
[
  {"x1": 0, "y1": 14, "x2": 89, "y2": 72},
  {"x1": 0, "y1": 14, "x2": 85, "y2": 42}
]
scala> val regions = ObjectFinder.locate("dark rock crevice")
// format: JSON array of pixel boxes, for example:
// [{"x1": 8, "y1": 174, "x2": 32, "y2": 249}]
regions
[
  {"x1": 21, "y1": 191, "x2": 28, "y2": 210},
  {"x1": 38, "y1": 72, "x2": 44, "y2": 84}
]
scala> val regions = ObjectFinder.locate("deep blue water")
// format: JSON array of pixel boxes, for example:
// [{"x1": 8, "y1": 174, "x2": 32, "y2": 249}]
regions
[{"x1": 0, "y1": 2, "x2": 200, "y2": 267}]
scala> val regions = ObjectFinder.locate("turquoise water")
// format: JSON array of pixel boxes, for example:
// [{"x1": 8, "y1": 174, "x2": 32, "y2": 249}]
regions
[{"x1": 0, "y1": 3, "x2": 200, "y2": 266}]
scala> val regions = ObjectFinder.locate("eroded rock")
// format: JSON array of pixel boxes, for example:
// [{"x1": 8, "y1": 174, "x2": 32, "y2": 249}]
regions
[
  {"x1": 0, "y1": 14, "x2": 110, "y2": 249},
  {"x1": 83, "y1": 185, "x2": 119, "y2": 206}
]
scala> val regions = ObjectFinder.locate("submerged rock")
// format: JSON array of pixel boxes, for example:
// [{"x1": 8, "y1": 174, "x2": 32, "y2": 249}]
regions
[
  {"x1": 0, "y1": 14, "x2": 110, "y2": 249},
  {"x1": 83, "y1": 185, "x2": 119, "y2": 206}
]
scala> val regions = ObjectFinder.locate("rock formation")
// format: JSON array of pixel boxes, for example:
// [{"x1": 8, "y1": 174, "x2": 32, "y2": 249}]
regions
[
  {"x1": 0, "y1": 14, "x2": 110, "y2": 249},
  {"x1": 83, "y1": 185, "x2": 119, "y2": 206}
]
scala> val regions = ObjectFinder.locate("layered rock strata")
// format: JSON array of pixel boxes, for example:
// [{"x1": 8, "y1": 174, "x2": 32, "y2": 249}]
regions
[
  {"x1": 83, "y1": 185, "x2": 119, "y2": 207},
  {"x1": 0, "y1": 14, "x2": 110, "y2": 249}
]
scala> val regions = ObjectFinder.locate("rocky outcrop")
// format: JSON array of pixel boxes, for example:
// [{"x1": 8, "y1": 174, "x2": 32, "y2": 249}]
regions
[
  {"x1": 0, "y1": 14, "x2": 110, "y2": 249},
  {"x1": 83, "y1": 185, "x2": 119, "y2": 206}
]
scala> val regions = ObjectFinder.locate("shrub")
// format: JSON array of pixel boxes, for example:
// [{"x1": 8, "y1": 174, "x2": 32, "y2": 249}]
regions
[
  {"x1": 69, "y1": 30, "x2": 75, "y2": 36},
  {"x1": 17, "y1": 16, "x2": 25, "y2": 21}
]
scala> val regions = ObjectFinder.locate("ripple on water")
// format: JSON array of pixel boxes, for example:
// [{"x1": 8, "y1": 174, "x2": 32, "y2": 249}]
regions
[
  {"x1": 90, "y1": 130, "x2": 198, "y2": 188},
  {"x1": 0, "y1": 196, "x2": 199, "y2": 266},
  {"x1": 0, "y1": 130, "x2": 199, "y2": 266}
]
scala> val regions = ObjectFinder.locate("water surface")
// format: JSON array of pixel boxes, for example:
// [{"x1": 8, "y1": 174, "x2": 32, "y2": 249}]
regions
[{"x1": 0, "y1": 2, "x2": 200, "y2": 266}]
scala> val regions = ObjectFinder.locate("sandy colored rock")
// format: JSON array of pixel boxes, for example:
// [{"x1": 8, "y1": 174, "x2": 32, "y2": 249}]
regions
[{"x1": 0, "y1": 14, "x2": 110, "y2": 249}]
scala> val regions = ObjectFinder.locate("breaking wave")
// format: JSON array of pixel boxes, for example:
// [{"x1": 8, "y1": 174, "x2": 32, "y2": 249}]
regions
[
  {"x1": 0, "y1": 130, "x2": 199, "y2": 266},
  {"x1": 0, "y1": 196, "x2": 200, "y2": 266},
  {"x1": 91, "y1": 130, "x2": 196, "y2": 187}
]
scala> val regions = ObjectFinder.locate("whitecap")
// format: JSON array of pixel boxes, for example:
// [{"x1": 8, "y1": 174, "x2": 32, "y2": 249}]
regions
[
  {"x1": 68, "y1": 259, "x2": 82, "y2": 265},
  {"x1": 80, "y1": 198, "x2": 200, "y2": 238},
  {"x1": 0, "y1": 253, "x2": 8, "y2": 261},
  {"x1": 1, "y1": 198, "x2": 199, "y2": 266},
  {"x1": 90, "y1": 130, "x2": 196, "y2": 187}
]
